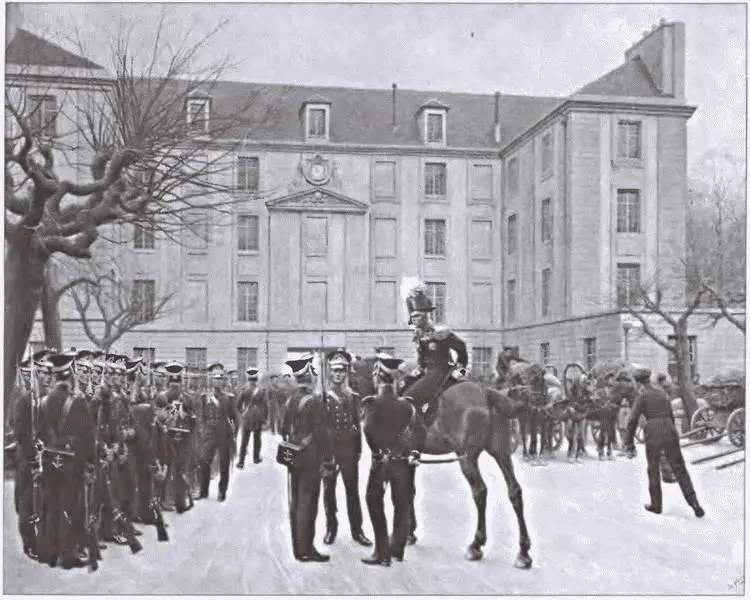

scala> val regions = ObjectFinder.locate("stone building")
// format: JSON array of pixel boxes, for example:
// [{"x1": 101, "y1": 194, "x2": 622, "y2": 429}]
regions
[{"x1": 9, "y1": 21, "x2": 744, "y2": 380}]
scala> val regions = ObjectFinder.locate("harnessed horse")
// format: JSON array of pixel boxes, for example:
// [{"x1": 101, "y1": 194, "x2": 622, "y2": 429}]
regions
[{"x1": 351, "y1": 357, "x2": 532, "y2": 568}]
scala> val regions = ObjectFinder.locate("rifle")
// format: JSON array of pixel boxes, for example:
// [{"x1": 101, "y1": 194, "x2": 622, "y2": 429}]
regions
[
  {"x1": 85, "y1": 402, "x2": 105, "y2": 572},
  {"x1": 28, "y1": 355, "x2": 46, "y2": 559},
  {"x1": 148, "y1": 461, "x2": 169, "y2": 541},
  {"x1": 100, "y1": 460, "x2": 143, "y2": 554}
]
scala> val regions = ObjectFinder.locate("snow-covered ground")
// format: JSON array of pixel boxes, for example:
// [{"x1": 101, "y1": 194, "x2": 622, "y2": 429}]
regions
[{"x1": 3, "y1": 433, "x2": 745, "y2": 595}]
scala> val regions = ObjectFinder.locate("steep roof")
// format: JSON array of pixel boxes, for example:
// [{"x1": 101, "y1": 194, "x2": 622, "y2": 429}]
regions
[
  {"x1": 5, "y1": 28, "x2": 103, "y2": 70},
  {"x1": 181, "y1": 80, "x2": 563, "y2": 148},
  {"x1": 575, "y1": 57, "x2": 661, "y2": 97}
]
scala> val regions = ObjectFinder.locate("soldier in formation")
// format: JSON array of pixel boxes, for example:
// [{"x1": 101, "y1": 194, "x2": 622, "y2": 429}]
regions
[{"x1": 236, "y1": 367, "x2": 268, "y2": 468}]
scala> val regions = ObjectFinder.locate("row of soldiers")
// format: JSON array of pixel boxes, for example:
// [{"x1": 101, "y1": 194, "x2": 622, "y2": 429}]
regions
[{"x1": 11, "y1": 348, "x2": 270, "y2": 570}]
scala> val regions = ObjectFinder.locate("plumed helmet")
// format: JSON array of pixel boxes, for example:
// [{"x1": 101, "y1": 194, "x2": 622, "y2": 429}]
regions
[
  {"x1": 245, "y1": 367, "x2": 259, "y2": 381},
  {"x1": 373, "y1": 352, "x2": 404, "y2": 384},
  {"x1": 286, "y1": 355, "x2": 316, "y2": 380}
]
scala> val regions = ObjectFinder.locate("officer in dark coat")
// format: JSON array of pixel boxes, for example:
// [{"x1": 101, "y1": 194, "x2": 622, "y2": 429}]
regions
[
  {"x1": 36, "y1": 353, "x2": 96, "y2": 569},
  {"x1": 198, "y1": 363, "x2": 238, "y2": 502},
  {"x1": 321, "y1": 349, "x2": 372, "y2": 547},
  {"x1": 624, "y1": 367, "x2": 705, "y2": 517},
  {"x1": 361, "y1": 354, "x2": 418, "y2": 566},
  {"x1": 280, "y1": 355, "x2": 333, "y2": 562},
  {"x1": 237, "y1": 367, "x2": 267, "y2": 468}
]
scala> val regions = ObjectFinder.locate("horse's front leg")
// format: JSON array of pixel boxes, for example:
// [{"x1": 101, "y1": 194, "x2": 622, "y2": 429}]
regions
[
  {"x1": 458, "y1": 454, "x2": 487, "y2": 560},
  {"x1": 491, "y1": 451, "x2": 532, "y2": 569}
]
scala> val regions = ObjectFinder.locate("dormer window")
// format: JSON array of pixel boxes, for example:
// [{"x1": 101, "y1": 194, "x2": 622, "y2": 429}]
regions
[
  {"x1": 418, "y1": 100, "x2": 449, "y2": 146},
  {"x1": 186, "y1": 97, "x2": 210, "y2": 134},
  {"x1": 302, "y1": 97, "x2": 332, "y2": 142}
]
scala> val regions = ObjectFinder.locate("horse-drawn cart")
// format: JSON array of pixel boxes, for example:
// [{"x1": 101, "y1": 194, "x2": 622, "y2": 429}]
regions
[{"x1": 690, "y1": 369, "x2": 745, "y2": 449}]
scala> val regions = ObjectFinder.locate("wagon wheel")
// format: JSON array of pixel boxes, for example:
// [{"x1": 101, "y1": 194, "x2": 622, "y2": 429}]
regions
[
  {"x1": 690, "y1": 406, "x2": 721, "y2": 441},
  {"x1": 551, "y1": 421, "x2": 564, "y2": 450},
  {"x1": 563, "y1": 362, "x2": 589, "y2": 399},
  {"x1": 727, "y1": 408, "x2": 745, "y2": 448}
]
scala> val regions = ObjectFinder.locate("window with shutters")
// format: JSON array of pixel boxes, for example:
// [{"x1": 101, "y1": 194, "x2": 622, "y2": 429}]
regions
[
  {"x1": 237, "y1": 215, "x2": 259, "y2": 252},
  {"x1": 541, "y1": 198, "x2": 553, "y2": 243},
  {"x1": 132, "y1": 279, "x2": 156, "y2": 322},
  {"x1": 185, "y1": 347, "x2": 207, "y2": 370},
  {"x1": 539, "y1": 342, "x2": 551, "y2": 366},
  {"x1": 425, "y1": 282, "x2": 446, "y2": 323},
  {"x1": 617, "y1": 263, "x2": 641, "y2": 307},
  {"x1": 616, "y1": 190, "x2": 641, "y2": 233},
  {"x1": 306, "y1": 105, "x2": 329, "y2": 140},
  {"x1": 424, "y1": 163, "x2": 446, "y2": 197},
  {"x1": 133, "y1": 224, "x2": 155, "y2": 250},
  {"x1": 237, "y1": 282, "x2": 259, "y2": 322},
  {"x1": 507, "y1": 279, "x2": 517, "y2": 323},
  {"x1": 236, "y1": 156, "x2": 259, "y2": 192},
  {"x1": 617, "y1": 120, "x2": 641, "y2": 160},
  {"x1": 424, "y1": 219, "x2": 446, "y2": 257},
  {"x1": 507, "y1": 214, "x2": 517, "y2": 255},
  {"x1": 237, "y1": 347, "x2": 258, "y2": 383},
  {"x1": 425, "y1": 111, "x2": 445, "y2": 144},
  {"x1": 186, "y1": 98, "x2": 210, "y2": 134},
  {"x1": 472, "y1": 347, "x2": 493, "y2": 378},
  {"x1": 583, "y1": 337, "x2": 597, "y2": 371}
]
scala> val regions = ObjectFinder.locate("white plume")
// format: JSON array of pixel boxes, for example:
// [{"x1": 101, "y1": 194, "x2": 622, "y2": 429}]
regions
[{"x1": 399, "y1": 276, "x2": 424, "y2": 303}]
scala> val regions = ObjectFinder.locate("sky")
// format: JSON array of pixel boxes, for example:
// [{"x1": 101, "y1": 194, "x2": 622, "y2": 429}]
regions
[{"x1": 13, "y1": 2, "x2": 747, "y2": 176}]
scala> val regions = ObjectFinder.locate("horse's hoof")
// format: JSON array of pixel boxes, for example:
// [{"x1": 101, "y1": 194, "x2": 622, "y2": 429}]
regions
[
  {"x1": 513, "y1": 553, "x2": 533, "y2": 569},
  {"x1": 406, "y1": 534, "x2": 417, "y2": 546},
  {"x1": 465, "y1": 546, "x2": 483, "y2": 561}
]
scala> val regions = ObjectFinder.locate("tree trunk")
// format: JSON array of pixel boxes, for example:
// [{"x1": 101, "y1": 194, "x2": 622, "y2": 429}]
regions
[
  {"x1": 674, "y1": 322, "x2": 698, "y2": 424},
  {"x1": 41, "y1": 268, "x2": 63, "y2": 351},
  {"x1": 4, "y1": 236, "x2": 47, "y2": 410}
]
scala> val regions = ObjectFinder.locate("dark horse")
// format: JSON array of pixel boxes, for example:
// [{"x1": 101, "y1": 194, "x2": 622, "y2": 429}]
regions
[{"x1": 350, "y1": 357, "x2": 532, "y2": 568}]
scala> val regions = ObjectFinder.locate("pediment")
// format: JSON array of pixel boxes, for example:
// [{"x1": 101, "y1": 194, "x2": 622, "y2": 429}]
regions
[{"x1": 266, "y1": 188, "x2": 368, "y2": 214}]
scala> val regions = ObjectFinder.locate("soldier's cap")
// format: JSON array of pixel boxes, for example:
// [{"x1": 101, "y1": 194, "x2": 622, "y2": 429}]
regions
[
  {"x1": 405, "y1": 283, "x2": 434, "y2": 314},
  {"x1": 226, "y1": 369, "x2": 237, "y2": 377},
  {"x1": 632, "y1": 366, "x2": 652, "y2": 384},
  {"x1": 32, "y1": 350, "x2": 50, "y2": 362},
  {"x1": 246, "y1": 367, "x2": 259, "y2": 380},
  {"x1": 286, "y1": 355, "x2": 316, "y2": 378},
  {"x1": 46, "y1": 353, "x2": 76, "y2": 375},
  {"x1": 207, "y1": 362, "x2": 226, "y2": 378},
  {"x1": 278, "y1": 364, "x2": 294, "y2": 378},
  {"x1": 373, "y1": 354, "x2": 403, "y2": 383},
  {"x1": 75, "y1": 350, "x2": 95, "y2": 369},
  {"x1": 327, "y1": 348, "x2": 352, "y2": 368},
  {"x1": 164, "y1": 361, "x2": 184, "y2": 378},
  {"x1": 19, "y1": 357, "x2": 31, "y2": 370},
  {"x1": 125, "y1": 357, "x2": 143, "y2": 374}
]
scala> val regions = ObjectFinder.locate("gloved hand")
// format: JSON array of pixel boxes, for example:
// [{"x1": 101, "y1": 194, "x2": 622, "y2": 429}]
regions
[
  {"x1": 451, "y1": 366, "x2": 468, "y2": 380},
  {"x1": 410, "y1": 368, "x2": 423, "y2": 379},
  {"x1": 372, "y1": 450, "x2": 386, "y2": 464},
  {"x1": 408, "y1": 450, "x2": 421, "y2": 467}
]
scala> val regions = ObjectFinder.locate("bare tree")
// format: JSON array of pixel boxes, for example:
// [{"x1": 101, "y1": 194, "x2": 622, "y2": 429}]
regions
[
  {"x1": 5, "y1": 14, "x2": 278, "y2": 396},
  {"x1": 67, "y1": 258, "x2": 177, "y2": 352}
]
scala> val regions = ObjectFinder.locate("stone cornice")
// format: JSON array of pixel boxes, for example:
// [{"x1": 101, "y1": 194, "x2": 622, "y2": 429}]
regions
[{"x1": 6, "y1": 71, "x2": 114, "y2": 91}]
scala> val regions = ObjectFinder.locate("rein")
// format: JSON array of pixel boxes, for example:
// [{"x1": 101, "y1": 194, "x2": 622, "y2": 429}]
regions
[{"x1": 418, "y1": 455, "x2": 466, "y2": 464}]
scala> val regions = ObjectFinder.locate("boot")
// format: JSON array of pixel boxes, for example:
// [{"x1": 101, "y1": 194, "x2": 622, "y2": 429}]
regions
[
  {"x1": 353, "y1": 530, "x2": 373, "y2": 547},
  {"x1": 644, "y1": 503, "x2": 662, "y2": 514},
  {"x1": 323, "y1": 521, "x2": 337, "y2": 545},
  {"x1": 361, "y1": 552, "x2": 391, "y2": 567},
  {"x1": 687, "y1": 495, "x2": 705, "y2": 518}
]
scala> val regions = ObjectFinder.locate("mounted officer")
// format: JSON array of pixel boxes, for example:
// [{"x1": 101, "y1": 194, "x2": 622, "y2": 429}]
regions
[
  {"x1": 237, "y1": 367, "x2": 268, "y2": 468},
  {"x1": 36, "y1": 352, "x2": 96, "y2": 569},
  {"x1": 197, "y1": 363, "x2": 238, "y2": 502},
  {"x1": 361, "y1": 354, "x2": 419, "y2": 567},
  {"x1": 279, "y1": 355, "x2": 333, "y2": 562},
  {"x1": 321, "y1": 349, "x2": 372, "y2": 548},
  {"x1": 623, "y1": 367, "x2": 705, "y2": 518}
]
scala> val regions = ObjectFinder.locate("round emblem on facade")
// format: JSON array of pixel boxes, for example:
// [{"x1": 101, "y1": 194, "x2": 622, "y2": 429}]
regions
[{"x1": 303, "y1": 154, "x2": 331, "y2": 186}]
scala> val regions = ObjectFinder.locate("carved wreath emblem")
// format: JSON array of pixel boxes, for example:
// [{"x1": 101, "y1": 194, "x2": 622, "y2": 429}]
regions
[{"x1": 302, "y1": 154, "x2": 331, "y2": 186}]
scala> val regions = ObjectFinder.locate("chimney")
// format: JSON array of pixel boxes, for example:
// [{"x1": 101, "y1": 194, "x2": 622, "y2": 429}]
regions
[
  {"x1": 6, "y1": 3, "x2": 22, "y2": 47},
  {"x1": 391, "y1": 83, "x2": 398, "y2": 132},
  {"x1": 625, "y1": 20, "x2": 686, "y2": 102},
  {"x1": 493, "y1": 92, "x2": 502, "y2": 145}
]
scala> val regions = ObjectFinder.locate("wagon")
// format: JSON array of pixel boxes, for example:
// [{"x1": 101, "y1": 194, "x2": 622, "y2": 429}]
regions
[{"x1": 690, "y1": 369, "x2": 745, "y2": 449}]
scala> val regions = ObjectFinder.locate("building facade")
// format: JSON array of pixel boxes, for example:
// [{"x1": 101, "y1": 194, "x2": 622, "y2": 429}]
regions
[{"x1": 9, "y1": 21, "x2": 745, "y2": 380}]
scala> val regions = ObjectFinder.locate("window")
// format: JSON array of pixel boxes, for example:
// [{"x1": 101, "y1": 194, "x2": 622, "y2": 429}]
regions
[
  {"x1": 374, "y1": 161, "x2": 396, "y2": 197},
  {"x1": 307, "y1": 107, "x2": 328, "y2": 139},
  {"x1": 507, "y1": 279, "x2": 517, "y2": 322},
  {"x1": 237, "y1": 347, "x2": 258, "y2": 383},
  {"x1": 426, "y1": 111, "x2": 445, "y2": 143},
  {"x1": 183, "y1": 279, "x2": 208, "y2": 324},
  {"x1": 616, "y1": 190, "x2": 641, "y2": 233},
  {"x1": 507, "y1": 157, "x2": 519, "y2": 195},
  {"x1": 133, "y1": 224, "x2": 155, "y2": 250},
  {"x1": 541, "y1": 198, "x2": 553, "y2": 243},
  {"x1": 541, "y1": 132, "x2": 554, "y2": 176},
  {"x1": 28, "y1": 95, "x2": 57, "y2": 137},
  {"x1": 132, "y1": 279, "x2": 155, "y2": 322},
  {"x1": 425, "y1": 282, "x2": 446, "y2": 323},
  {"x1": 185, "y1": 347, "x2": 207, "y2": 370},
  {"x1": 424, "y1": 219, "x2": 446, "y2": 257},
  {"x1": 507, "y1": 214, "x2": 517, "y2": 255},
  {"x1": 133, "y1": 347, "x2": 156, "y2": 363},
  {"x1": 472, "y1": 165, "x2": 493, "y2": 200},
  {"x1": 617, "y1": 263, "x2": 641, "y2": 307},
  {"x1": 237, "y1": 282, "x2": 259, "y2": 322},
  {"x1": 472, "y1": 347, "x2": 493, "y2": 378},
  {"x1": 374, "y1": 281, "x2": 397, "y2": 324},
  {"x1": 541, "y1": 268, "x2": 551, "y2": 317},
  {"x1": 667, "y1": 336, "x2": 698, "y2": 382},
  {"x1": 236, "y1": 156, "x2": 259, "y2": 192},
  {"x1": 184, "y1": 210, "x2": 209, "y2": 253},
  {"x1": 470, "y1": 220, "x2": 492, "y2": 260},
  {"x1": 583, "y1": 337, "x2": 597, "y2": 371},
  {"x1": 424, "y1": 163, "x2": 446, "y2": 196},
  {"x1": 237, "y1": 215, "x2": 259, "y2": 252},
  {"x1": 539, "y1": 342, "x2": 551, "y2": 366},
  {"x1": 373, "y1": 218, "x2": 397, "y2": 258},
  {"x1": 305, "y1": 216, "x2": 328, "y2": 256},
  {"x1": 186, "y1": 98, "x2": 210, "y2": 134},
  {"x1": 617, "y1": 120, "x2": 641, "y2": 160}
]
